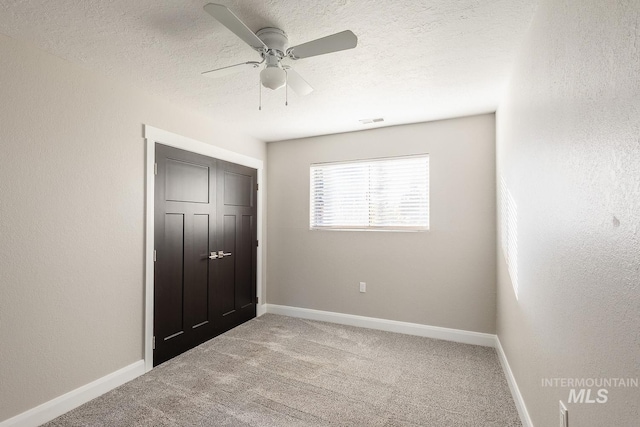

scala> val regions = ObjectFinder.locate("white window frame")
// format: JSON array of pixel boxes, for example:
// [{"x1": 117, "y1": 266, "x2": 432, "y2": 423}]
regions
[{"x1": 309, "y1": 154, "x2": 430, "y2": 232}]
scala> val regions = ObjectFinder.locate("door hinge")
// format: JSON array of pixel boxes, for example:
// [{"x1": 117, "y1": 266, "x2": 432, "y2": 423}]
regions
[
  {"x1": 152, "y1": 336, "x2": 156, "y2": 350},
  {"x1": 154, "y1": 163, "x2": 158, "y2": 175},
  {"x1": 255, "y1": 296, "x2": 259, "y2": 304},
  {"x1": 256, "y1": 183, "x2": 259, "y2": 191},
  {"x1": 153, "y1": 250, "x2": 156, "y2": 262},
  {"x1": 256, "y1": 240, "x2": 259, "y2": 247}
]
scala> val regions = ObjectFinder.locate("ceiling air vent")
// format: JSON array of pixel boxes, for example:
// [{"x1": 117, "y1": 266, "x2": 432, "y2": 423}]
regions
[{"x1": 359, "y1": 118, "x2": 384, "y2": 124}]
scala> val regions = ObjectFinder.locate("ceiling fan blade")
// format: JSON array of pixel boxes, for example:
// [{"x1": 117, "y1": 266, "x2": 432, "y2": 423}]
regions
[
  {"x1": 202, "y1": 61, "x2": 261, "y2": 78},
  {"x1": 203, "y1": 3, "x2": 266, "y2": 51},
  {"x1": 285, "y1": 68, "x2": 314, "y2": 96},
  {"x1": 287, "y1": 30, "x2": 357, "y2": 60}
]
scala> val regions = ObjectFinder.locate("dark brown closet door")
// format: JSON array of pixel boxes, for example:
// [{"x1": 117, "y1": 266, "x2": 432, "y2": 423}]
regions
[
  {"x1": 154, "y1": 144, "x2": 257, "y2": 366},
  {"x1": 214, "y1": 160, "x2": 258, "y2": 332},
  {"x1": 154, "y1": 144, "x2": 217, "y2": 365}
]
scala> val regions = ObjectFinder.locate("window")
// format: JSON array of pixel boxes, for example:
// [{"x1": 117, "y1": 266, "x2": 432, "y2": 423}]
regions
[
  {"x1": 500, "y1": 176, "x2": 518, "y2": 297},
  {"x1": 310, "y1": 155, "x2": 429, "y2": 231}
]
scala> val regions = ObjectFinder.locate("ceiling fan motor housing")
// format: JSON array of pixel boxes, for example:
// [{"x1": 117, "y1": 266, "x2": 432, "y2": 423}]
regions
[
  {"x1": 256, "y1": 27, "x2": 289, "y2": 57},
  {"x1": 256, "y1": 28, "x2": 289, "y2": 90}
]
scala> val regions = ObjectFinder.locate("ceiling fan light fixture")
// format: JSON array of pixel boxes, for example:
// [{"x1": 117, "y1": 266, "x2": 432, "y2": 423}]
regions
[{"x1": 260, "y1": 65, "x2": 286, "y2": 90}]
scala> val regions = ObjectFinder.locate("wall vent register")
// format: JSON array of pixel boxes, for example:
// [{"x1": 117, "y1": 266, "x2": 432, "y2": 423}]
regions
[{"x1": 310, "y1": 155, "x2": 429, "y2": 231}]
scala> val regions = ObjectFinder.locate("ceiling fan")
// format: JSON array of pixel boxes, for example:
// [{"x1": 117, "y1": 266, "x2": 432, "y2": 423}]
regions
[{"x1": 201, "y1": 3, "x2": 358, "y2": 104}]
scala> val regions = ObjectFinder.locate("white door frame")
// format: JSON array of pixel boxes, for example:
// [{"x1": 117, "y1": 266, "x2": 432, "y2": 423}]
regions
[{"x1": 143, "y1": 125, "x2": 265, "y2": 372}]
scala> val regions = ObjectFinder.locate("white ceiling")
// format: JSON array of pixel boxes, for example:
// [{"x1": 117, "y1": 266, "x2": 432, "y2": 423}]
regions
[{"x1": 0, "y1": 0, "x2": 537, "y2": 142}]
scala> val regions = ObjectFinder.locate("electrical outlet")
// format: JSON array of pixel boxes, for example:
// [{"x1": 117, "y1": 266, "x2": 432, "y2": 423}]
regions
[
  {"x1": 359, "y1": 282, "x2": 366, "y2": 293},
  {"x1": 559, "y1": 401, "x2": 568, "y2": 427}
]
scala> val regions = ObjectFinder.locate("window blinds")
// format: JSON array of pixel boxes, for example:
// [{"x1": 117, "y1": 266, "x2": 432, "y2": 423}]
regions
[{"x1": 310, "y1": 155, "x2": 429, "y2": 230}]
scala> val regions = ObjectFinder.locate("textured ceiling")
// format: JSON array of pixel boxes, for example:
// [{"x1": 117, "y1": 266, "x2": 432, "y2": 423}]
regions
[{"x1": 0, "y1": 0, "x2": 537, "y2": 142}]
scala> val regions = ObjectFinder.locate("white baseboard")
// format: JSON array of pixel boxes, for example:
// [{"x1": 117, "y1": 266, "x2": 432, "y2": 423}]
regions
[
  {"x1": 495, "y1": 338, "x2": 534, "y2": 427},
  {"x1": 0, "y1": 360, "x2": 145, "y2": 427},
  {"x1": 265, "y1": 304, "x2": 496, "y2": 347},
  {"x1": 256, "y1": 303, "x2": 267, "y2": 317}
]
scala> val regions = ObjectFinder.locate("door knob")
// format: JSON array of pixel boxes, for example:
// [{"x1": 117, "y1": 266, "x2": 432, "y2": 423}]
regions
[
  {"x1": 218, "y1": 250, "x2": 232, "y2": 258},
  {"x1": 209, "y1": 252, "x2": 218, "y2": 260}
]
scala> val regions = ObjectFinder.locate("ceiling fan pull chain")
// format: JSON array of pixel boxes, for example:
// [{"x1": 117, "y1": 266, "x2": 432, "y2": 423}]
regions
[
  {"x1": 259, "y1": 80, "x2": 262, "y2": 111},
  {"x1": 285, "y1": 71, "x2": 289, "y2": 106}
]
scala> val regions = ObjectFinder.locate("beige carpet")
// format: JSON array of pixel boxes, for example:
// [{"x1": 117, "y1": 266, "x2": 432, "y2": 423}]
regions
[{"x1": 45, "y1": 314, "x2": 521, "y2": 426}]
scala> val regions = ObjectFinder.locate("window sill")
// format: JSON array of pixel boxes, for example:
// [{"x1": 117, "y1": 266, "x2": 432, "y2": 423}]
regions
[{"x1": 309, "y1": 227, "x2": 429, "y2": 233}]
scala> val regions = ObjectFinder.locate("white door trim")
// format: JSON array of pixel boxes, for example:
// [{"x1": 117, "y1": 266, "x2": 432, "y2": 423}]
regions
[{"x1": 143, "y1": 125, "x2": 265, "y2": 372}]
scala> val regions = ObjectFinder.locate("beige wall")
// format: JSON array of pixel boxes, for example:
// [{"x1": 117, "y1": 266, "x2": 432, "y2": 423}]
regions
[
  {"x1": 267, "y1": 115, "x2": 497, "y2": 333},
  {"x1": 496, "y1": 0, "x2": 640, "y2": 425},
  {"x1": 0, "y1": 34, "x2": 266, "y2": 422}
]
